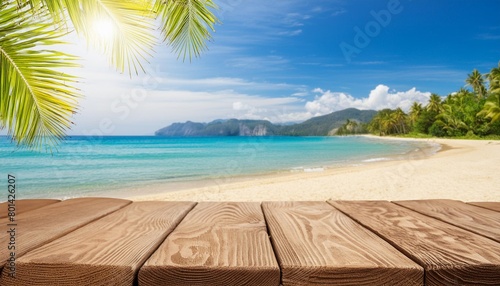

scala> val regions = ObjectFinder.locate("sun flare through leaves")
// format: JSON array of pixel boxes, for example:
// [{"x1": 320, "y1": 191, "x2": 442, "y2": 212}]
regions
[
  {"x1": 0, "y1": 0, "x2": 218, "y2": 149},
  {"x1": 92, "y1": 17, "x2": 115, "y2": 43}
]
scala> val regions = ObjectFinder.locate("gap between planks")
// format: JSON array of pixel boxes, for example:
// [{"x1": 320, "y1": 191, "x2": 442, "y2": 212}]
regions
[
  {"x1": 1, "y1": 201, "x2": 195, "y2": 286},
  {"x1": 329, "y1": 200, "x2": 500, "y2": 286},
  {"x1": 139, "y1": 202, "x2": 280, "y2": 286},
  {"x1": 394, "y1": 199, "x2": 500, "y2": 243},
  {"x1": 263, "y1": 201, "x2": 423, "y2": 286}
]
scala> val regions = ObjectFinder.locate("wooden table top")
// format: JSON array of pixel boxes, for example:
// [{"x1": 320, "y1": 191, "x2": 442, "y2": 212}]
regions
[{"x1": 1, "y1": 198, "x2": 499, "y2": 286}]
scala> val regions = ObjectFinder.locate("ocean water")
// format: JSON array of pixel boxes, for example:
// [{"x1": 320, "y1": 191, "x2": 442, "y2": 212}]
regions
[{"x1": 0, "y1": 136, "x2": 436, "y2": 199}]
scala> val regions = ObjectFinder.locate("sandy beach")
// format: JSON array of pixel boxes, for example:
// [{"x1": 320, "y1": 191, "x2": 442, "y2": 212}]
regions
[{"x1": 127, "y1": 136, "x2": 500, "y2": 202}]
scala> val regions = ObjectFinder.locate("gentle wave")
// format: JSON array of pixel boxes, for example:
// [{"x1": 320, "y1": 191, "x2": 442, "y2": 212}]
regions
[
  {"x1": 363, "y1": 157, "x2": 390, "y2": 163},
  {"x1": 290, "y1": 167, "x2": 326, "y2": 172},
  {"x1": 304, "y1": 167, "x2": 325, "y2": 172},
  {"x1": 1, "y1": 136, "x2": 434, "y2": 199}
]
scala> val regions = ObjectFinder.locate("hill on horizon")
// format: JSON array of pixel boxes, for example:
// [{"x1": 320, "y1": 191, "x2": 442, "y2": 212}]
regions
[{"x1": 155, "y1": 108, "x2": 377, "y2": 137}]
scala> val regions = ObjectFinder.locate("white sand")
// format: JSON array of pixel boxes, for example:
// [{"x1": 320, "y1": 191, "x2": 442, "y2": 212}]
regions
[{"x1": 127, "y1": 137, "x2": 500, "y2": 202}]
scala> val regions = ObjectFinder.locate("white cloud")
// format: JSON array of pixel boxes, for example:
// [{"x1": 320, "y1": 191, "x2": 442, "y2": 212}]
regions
[
  {"x1": 45, "y1": 42, "x2": 439, "y2": 137},
  {"x1": 331, "y1": 8, "x2": 347, "y2": 16},
  {"x1": 68, "y1": 70, "x2": 431, "y2": 135},
  {"x1": 4, "y1": 80, "x2": 432, "y2": 138},
  {"x1": 71, "y1": 88, "x2": 303, "y2": 135},
  {"x1": 291, "y1": 92, "x2": 308, "y2": 97},
  {"x1": 225, "y1": 55, "x2": 289, "y2": 70},
  {"x1": 278, "y1": 29, "x2": 303, "y2": 36},
  {"x1": 162, "y1": 77, "x2": 252, "y2": 87},
  {"x1": 220, "y1": 84, "x2": 431, "y2": 123},
  {"x1": 305, "y1": 85, "x2": 431, "y2": 116},
  {"x1": 356, "y1": 61, "x2": 386, "y2": 65},
  {"x1": 159, "y1": 76, "x2": 303, "y2": 91},
  {"x1": 283, "y1": 13, "x2": 309, "y2": 27},
  {"x1": 228, "y1": 94, "x2": 304, "y2": 122}
]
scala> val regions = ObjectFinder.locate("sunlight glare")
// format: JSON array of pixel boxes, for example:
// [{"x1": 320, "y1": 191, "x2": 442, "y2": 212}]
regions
[{"x1": 92, "y1": 18, "x2": 115, "y2": 40}]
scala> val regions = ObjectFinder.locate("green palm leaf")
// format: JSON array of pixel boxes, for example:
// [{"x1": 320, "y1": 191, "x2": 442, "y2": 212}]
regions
[
  {"x1": 17, "y1": 0, "x2": 157, "y2": 74},
  {"x1": 488, "y1": 63, "x2": 500, "y2": 94},
  {"x1": 155, "y1": 0, "x2": 218, "y2": 60},
  {"x1": 465, "y1": 69, "x2": 486, "y2": 99},
  {"x1": 0, "y1": 1, "x2": 80, "y2": 148},
  {"x1": 480, "y1": 93, "x2": 500, "y2": 123},
  {"x1": 426, "y1": 93, "x2": 442, "y2": 113},
  {"x1": 2, "y1": 0, "x2": 218, "y2": 148}
]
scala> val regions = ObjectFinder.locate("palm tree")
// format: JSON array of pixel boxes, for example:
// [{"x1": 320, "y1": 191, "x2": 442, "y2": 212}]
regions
[
  {"x1": 0, "y1": 0, "x2": 217, "y2": 148},
  {"x1": 409, "y1": 102, "x2": 422, "y2": 126},
  {"x1": 369, "y1": 110, "x2": 392, "y2": 136},
  {"x1": 466, "y1": 69, "x2": 486, "y2": 99},
  {"x1": 438, "y1": 104, "x2": 468, "y2": 136},
  {"x1": 487, "y1": 62, "x2": 500, "y2": 95},
  {"x1": 479, "y1": 93, "x2": 500, "y2": 123},
  {"x1": 376, "y1": 109, "x2": 396, "y2": 135},
  {"x1": 426, "y1": 93, "x2": 442, "y2": 114},
  {"x1": 480, "y1": 63, "x2": 500, "y2": 124},
  {"x1": 336, "y1": 119, "x2": 360, "y2": 135},
  {"x1": 368, "y1": 113, "x2": 383, "y2": 135},
  {"x1": 392, "y1": 108, "x2": 408, "y2": 134},
  {"x1": 345, "y1": 119, "x2": 359, "y2": 134}
]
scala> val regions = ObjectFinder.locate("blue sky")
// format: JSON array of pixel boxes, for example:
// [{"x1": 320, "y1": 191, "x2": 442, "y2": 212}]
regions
[{"x1": 67, "y1": 0, "x2": 500, "y2": 135}]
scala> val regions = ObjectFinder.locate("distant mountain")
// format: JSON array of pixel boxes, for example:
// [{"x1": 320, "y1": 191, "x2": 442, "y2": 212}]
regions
[
  {"x1": 155, "y1": 121, "x2": 205, "y2": 136},
  {"x1": 155, "y1": 108, "x2": 376, "y2": 137},
  {"x1": 155, "y1": 119, "x2": 281, "y2": 136},
  {"x1": 280, "y1": 108, "x2": 377, "y2": 136}
]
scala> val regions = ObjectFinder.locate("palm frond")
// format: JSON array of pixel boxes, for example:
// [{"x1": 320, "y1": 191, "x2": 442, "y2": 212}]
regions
[
  {"x1": 154, "y1": 0, "x2": 218, "y2": 60},
  {"x1": 17, "y1": 0, "x2": 157, "y2": 75},
  {"x1": 479, "y1": 93, "x2": 500, "y2": 123},
  {"x1": 0, "y1": 1, "x2": 80, "y2": 148},
  {"x1": 488, "y1": 66, "x2": 500, "y2": 94},
  {"x1": 3, "y1": 0, "x2": 219, "y2": 148}
]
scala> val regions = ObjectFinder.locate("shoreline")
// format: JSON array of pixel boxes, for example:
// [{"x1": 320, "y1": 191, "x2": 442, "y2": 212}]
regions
[
  {"x1": 94, "y1": 135, "x2": 438, "y2": 200},
  {"x1": 126, "y1": 136, "x2": 499, "y2": 202}
]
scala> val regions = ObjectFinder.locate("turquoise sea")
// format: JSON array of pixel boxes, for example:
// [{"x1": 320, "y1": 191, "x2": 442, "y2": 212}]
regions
[{"x1": 1, "y1": 136, "x2": 437, "y2": 199}]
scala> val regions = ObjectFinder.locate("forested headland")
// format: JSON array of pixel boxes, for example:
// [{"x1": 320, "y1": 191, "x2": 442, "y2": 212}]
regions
[{"x1": 337, "y1": 63, "x2": 500, "y2": 139}]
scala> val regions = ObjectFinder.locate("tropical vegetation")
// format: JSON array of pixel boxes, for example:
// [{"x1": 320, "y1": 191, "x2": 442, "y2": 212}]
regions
[
  {"x1": 367, "y1": 63, "x2": 500, "y2": 138},
  {"x1": 335, "y1": 119, "x2": 367, "y2": 135},
  {"x1": 0, "y1": 0, "x2": 217, "y2": 148}
]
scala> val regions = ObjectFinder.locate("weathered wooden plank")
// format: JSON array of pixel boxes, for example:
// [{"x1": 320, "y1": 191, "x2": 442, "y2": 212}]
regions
[
  {"x1": 262, "y1": 201, "x2": 423, "y2": 286},
  {"x1": 139, "y1": 202, "x2": 280, "y2": 286},
  {"x1": 329, "y1": 200, "x2": 500, "y2": 286},
  {"x1": 0, "y1": 197, "x2": 130, "y2": 271},
  {"x1": 395, "y1": 199, "x2": 500, "y2": 243},
  {"x1": 1, "y1": 201, "x2": 195, "y2": 286},
  {"x1": 0, "y1": 199, "x2": 60, "y2": 218},
  {"x1": 468, "y1": 202, "x2": 500, "y2": 212}
]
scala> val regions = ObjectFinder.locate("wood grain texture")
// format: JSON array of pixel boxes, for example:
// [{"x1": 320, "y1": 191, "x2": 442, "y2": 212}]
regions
[
  {"x1": 262, "y1": 201, "x2": 423, "y2": 286},
  {"x1": 139, "y1": 202, "x2": 280, "y2": 286},
  {"x1": 0, "y1": 199, "x2": 60, "y2": 218},
  {"x1": 329, "y1": 200, "x2": 500, "y2": 286},
  {"x1": 1, "y1": 201, "x2": 195, "y2": 286},
  {"x1": 395, "y1": 199, "x2": 500, "y2": 243},
  {"x1": 0, "y1": 198, "x2": 130, "y2": 270},
  {"x1": 468, "y1": 202, "x2": 500, "y2": 212}
]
